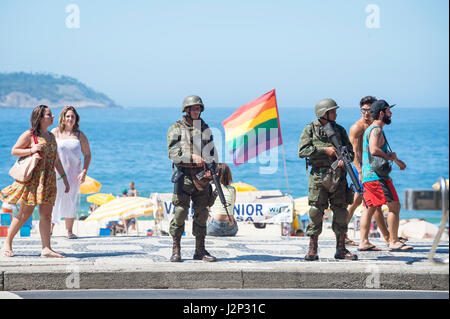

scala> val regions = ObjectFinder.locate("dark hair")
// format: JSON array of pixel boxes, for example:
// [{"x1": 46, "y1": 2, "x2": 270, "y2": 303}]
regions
[
  {"x1": 360, "y1": 96, "x2": 377, "y2": 107},
  {"x1": 30, "y1": 105, "x2": 49, "y2": 135},
  {"x1": 217, "y1": 163, "x2": 232, "y2": 186},
  {"x1": 372, "y1": 108, "x2": 386, "y2": 120},
  {"x1": 59, "y1": 106, "x2": 80, "y2": 132}
]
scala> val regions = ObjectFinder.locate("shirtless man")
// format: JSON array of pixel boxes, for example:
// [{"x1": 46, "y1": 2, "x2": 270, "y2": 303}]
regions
[{"x1": 345, "y1": 96, "x2": 390, "y2": 248}]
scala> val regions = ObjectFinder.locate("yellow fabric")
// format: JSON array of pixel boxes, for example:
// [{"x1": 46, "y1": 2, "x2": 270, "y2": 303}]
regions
[
  {"x1": 230, "y1": 182, "x2": 258, "y2": 192},
  {"x1": 87, "y1": 193, "x2": 116, "y2": 206},
  {"x1": 85, "y1": 196, "x2": 153, "y2": 222},
  {"x1": 80, "y1": 176, "x2": 101, "y2": 194}
]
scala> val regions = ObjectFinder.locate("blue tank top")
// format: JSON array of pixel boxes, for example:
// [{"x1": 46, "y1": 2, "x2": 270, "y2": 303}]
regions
[{"x1": 362, "y1": 125, "x2": 390, "y2": 183}]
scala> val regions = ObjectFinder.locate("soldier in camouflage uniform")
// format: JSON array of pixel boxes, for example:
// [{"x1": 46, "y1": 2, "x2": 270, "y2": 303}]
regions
[
  {"x1": 298, "y1": 98, "x2": 358, "y2": 261},
  {"x1": 167, "y1": 95, "x2": 218, "y2": 262}
]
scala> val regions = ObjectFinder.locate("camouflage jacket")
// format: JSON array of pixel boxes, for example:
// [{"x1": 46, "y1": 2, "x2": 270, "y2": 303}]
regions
[
  {"x1": 167, "y1": 115, "x2": 218, "y2": 168},
  {"x1": 298, "y1": 119, "x2": 354, "y2": 168}
]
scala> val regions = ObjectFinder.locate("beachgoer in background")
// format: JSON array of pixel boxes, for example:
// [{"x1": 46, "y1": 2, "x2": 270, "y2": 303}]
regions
[
  {"x1": 89, "y1": 204, "x2": 97, "y2": 213},
  {"x1": 51, "y1": 106, "x2": 91, "y2": 239},
  {"x1": 167, "y1": 95, "x2": 218, "y2": 262},
  {"x1": 124, "y1": 182, "x2": 138, "y2": 230},
  {"x1": 207, "y1": 163, "x2": 238, "y2": 237},
  {"x1": 346, "y1": 96, "x2": 390, "y2": 247},
  {"x1": 118, "y1": 187, "x2": 136, "y2": 230},
  {"x1": 360, "y1": 100, "x2": 413, "y2": 252},
  {"x1": 79, "y1": 204, "x2": 96, "y2": 221},
  {"x1": 127, "y1": 182, "x2": 138, "y2": 197},
  {"x1": 1, "y1": 105, "x2": 69, "y2": 258},
  {"x1": 298, "y1": 98, "x2": 358, "y2": 261}
]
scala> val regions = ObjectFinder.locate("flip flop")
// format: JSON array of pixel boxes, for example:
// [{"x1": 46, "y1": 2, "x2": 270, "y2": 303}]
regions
[
  {"x1": 385, "y1": 237, "x2": 409, "y2": 247},
  {"x1": 357, "y1": 245, "x2": 382, "y2": 251},
  {"x1": 2, "y1": 250, "x2": 14, "y2": 257},
  {"x1": 67, "y1": 234, "x2": 78, "y2": 239},
  {"x1": 389, "y1": 243, "x2": 413, "y2": 252}
]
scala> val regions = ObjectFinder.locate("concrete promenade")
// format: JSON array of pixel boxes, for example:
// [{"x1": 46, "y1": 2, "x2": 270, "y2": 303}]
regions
[{"x1": 1, "y1": 222, "x2": 448, "y2": 292}]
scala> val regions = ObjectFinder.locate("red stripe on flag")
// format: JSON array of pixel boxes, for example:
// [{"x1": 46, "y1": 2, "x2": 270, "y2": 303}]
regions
[{"x1": 222, "y1": 89, "x2": 275, "y2": 127}]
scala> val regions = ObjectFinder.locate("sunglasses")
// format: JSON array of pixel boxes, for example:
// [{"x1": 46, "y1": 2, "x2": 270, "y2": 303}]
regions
[{"x1": 360, "y1": 108, "x2": 371, "y2": 114}]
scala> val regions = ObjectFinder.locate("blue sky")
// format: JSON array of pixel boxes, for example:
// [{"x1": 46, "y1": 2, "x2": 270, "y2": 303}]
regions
[{"x1": 0, "y1": 0, "x2": 448, "y2": 108}]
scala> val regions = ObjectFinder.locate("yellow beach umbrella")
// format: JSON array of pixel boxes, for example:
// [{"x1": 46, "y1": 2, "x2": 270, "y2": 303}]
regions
[
  {"x1": 294, "y1": 196, "x2": 332, "y2": 215},
  {"x1": 80, "y1": 176, "x2": 102, "y2": 194},
  {"x1": 230, "y1": 182, "x2": 258, "y2": 192},
  {"x1": 86, "y1": 193, "x2": 116, "y2": 206},
  {"x1": 85, "y1": 196, "x2": 153, "y2": 222},
  {"x1": 432, "y1": 179, "x2": 449, "y2": 190}
]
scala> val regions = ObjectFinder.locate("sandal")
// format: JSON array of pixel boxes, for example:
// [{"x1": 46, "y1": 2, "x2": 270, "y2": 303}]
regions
[
  {"x1": 385, "y1": 237, "x2": 409, "y2": 247},
  {"x1": 67, "y1": 234, "x2": 78, "y2": 239},
  {"x1": 2, "y1": 249, "x2": 14, "y2": 257},
  {"x1": 357, "y1": 245, "x2": 382, "y2": 251},
  {"x1": 389, "y1": 242, "x2": 413, "y2": 252}
]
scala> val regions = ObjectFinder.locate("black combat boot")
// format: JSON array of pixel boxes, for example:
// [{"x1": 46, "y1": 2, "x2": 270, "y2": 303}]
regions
[
  {"x1": 304, "y1": 234, "x2": 319, "y2": 261},
  {"x1": 334, "y1": 233, "x2": 358, "y2": 260},
  {"x1": 193, "y1": 236, "x2": 216, "y2": 262},
  {"x1": 170, "y1": 236, "x2": 182, "y2": 262}
]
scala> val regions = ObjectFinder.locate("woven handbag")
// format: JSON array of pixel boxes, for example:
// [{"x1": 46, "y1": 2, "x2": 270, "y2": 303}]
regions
[{"x1": 9, "y1": 134, "x2": 41, "y2": 182}]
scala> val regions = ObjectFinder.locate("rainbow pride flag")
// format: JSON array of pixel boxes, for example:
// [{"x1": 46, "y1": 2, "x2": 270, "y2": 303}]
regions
[{"x1": 222, "y1": 89, "x2": 283, "y2": 166}]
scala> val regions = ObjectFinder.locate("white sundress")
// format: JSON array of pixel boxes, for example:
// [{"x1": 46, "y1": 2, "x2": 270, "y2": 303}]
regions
[{"x1": 52, "y1": 138, "x2": 82, "y2": 223}]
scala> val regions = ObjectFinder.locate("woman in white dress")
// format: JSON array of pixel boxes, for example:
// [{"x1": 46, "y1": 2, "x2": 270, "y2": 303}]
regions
[{"x1": 51, "y1": 106, "x2": 91, "y2": 239}]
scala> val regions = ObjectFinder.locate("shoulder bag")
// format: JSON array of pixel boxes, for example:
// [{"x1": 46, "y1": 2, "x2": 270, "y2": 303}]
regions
[
  {"x1": 369, "y1": 131, "x2": 392, "y2": 178},
  {"x1": 9, "y1": 134, "x2": 41, "y2": 182}
]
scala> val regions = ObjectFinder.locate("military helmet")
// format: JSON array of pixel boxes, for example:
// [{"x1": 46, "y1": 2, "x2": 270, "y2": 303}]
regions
[
  {"x1": 182, "y1": 95, "x2": 204, "y2": 112},
  {"x1": 315, "y1": 98, "x2": 339, "y2": 118}
]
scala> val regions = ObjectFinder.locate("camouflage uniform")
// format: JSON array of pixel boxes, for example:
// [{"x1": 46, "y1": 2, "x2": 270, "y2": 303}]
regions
[
  {"x1": 167, "y1": 115, "x2": 218, "y2": 238},
  {"x1": 298, "y1": 120, "x2": 354, "y2": 236}
]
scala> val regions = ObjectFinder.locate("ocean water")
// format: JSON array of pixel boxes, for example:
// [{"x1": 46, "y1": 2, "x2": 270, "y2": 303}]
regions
[{"x1": 0, "y1": 106, "x2": 448, "y2": 225}]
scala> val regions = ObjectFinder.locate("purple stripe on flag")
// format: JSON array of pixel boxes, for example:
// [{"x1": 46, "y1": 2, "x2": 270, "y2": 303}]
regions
[{"x1": 233, "y1": 134, "x2": 282, "y2": 166}]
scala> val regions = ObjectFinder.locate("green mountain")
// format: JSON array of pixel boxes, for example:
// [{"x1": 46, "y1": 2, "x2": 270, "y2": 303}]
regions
[{"x1": 0, "y1": 72, "x2": 120, "y2": 108}]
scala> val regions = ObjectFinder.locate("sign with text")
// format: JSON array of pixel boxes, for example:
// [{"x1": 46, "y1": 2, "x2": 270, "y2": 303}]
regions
[{"x1": 162, "y1": 201, "x2": 293, "y2": 223}]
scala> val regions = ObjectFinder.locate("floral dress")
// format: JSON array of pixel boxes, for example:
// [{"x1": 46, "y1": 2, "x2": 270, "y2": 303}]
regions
[{"x1": 1, "y1": 132, "x2": 58, "y2": 206}]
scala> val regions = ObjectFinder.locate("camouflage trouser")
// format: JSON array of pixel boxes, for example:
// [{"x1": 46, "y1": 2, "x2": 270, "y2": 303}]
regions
[
  {"x1": 169, "y1": 175, "x2": 216, "y2": 238},
  {"x1": 306, "y1": 167, "x2": 352, "y2": 237}
]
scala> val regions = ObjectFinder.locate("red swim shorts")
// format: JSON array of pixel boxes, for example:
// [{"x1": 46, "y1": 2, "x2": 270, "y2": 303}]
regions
[{"x1": 362, "y1": 179, "x2": 399, "y2": 207}]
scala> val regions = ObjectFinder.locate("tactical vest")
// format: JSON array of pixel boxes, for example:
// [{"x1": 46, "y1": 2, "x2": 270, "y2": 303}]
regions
[
  {"x1": 167, "y1": 116, "x2": 215, "y2": 169},
  {"x1": 309, "y1": 120, "x2": 345, "y2": 168}
]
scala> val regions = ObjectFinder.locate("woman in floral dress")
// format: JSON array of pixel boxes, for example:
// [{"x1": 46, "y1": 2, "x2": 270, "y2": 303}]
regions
[{"x1": 1, "y1": 105, "x2": 70, "y2": 258}]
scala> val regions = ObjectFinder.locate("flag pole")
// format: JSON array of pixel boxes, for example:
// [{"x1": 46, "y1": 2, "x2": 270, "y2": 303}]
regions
[
  {"x1": 281, "y1": 143, "x2": 291, "y2": 195},
  {"x1": 273, "y1": 89, "x2": 291, "y2": 195}
]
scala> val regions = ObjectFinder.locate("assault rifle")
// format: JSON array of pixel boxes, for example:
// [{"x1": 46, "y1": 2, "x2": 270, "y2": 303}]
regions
[
  {"x1": 196, "y1": 161, "x2": 234, "y2": 226},
  {"x1": 323, "y1": 122, "x2": 368, "y2": 208}
]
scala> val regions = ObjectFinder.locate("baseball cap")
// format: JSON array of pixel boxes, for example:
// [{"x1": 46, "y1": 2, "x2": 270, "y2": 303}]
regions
[{"x1": 370, "y1": 100, "x2": 396, "y2": 115}]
